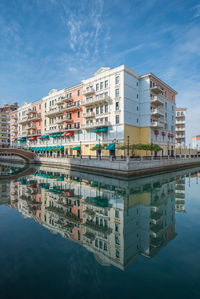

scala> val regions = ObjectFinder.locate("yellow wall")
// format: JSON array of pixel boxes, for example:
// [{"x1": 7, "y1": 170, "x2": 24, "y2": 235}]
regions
[{"x1": 124, "y1": 125, "x2": 151, "y2": 156}]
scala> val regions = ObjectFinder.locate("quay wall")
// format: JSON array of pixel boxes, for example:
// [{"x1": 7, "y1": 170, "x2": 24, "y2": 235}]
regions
[{"x1": 36, "y1": 156, "x2": 200, "y2": 177}]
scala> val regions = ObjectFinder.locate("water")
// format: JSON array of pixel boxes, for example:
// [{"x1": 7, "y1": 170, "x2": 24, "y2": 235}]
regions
[{"x1": 0, "y1": 163, "x2": 200, "y2": 299}]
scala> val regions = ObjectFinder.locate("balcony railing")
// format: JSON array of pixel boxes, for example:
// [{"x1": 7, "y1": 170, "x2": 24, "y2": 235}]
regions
[
  {"x1": 82, "y1": 95, "x2": 109, "y2": 106},
  {"x1": 151, "y1": 108, "x2": 164, "y2": 117},
  {"x1": 82, "y1": 120, "x2": 111, "y2": 129},
  {"x1": 56, "y1": 96, "x2": 72, "y2": 105},
  {"x1": 176, "y1": 127, "x2": 185, "y2": 131},
  {"x1": 83, "y1": 87, "x2": 95, "y2": 96},
  {"x1": 150, "y1": 120, "x2": 164, "y2": 128},
  {"x1": 150, "y1": 85, "x2": 163, "y2": 94},
  {"x1": 151, "y1": 95, "x2": 164, "y2": 106},
  {"x1": 83, "y1": 111, "x2": 95, "y2": 118}
]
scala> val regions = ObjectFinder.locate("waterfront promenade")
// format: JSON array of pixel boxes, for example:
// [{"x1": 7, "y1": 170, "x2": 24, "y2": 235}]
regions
[{"x1": 1, "y1": 148, "x2": 200, "y2": 177}]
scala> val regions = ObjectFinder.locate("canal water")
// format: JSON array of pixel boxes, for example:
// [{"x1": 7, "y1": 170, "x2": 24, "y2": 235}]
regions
[{"x1": 0, "y1": 163, "x2": 200, "y2": 299}]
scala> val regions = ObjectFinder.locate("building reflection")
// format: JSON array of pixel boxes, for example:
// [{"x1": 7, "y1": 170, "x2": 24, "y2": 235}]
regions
[{"x1": 4, "y1": 166, "x2": 200, "y2": 270}]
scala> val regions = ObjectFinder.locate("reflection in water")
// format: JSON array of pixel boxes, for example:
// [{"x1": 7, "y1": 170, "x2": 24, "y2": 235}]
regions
[{"x1": 2, "y1": 165, "x2": 200, "y2": 270}]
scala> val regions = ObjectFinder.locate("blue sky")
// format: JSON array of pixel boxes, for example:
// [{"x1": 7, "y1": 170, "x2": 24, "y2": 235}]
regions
[{"x1": 0, "y1": 0, "x2": 200, "y2": 143}]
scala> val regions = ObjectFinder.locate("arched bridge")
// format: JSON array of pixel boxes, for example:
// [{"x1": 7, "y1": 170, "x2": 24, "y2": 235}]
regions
[
  {"x1": 0, "y1": 167, "x2": 35, "y2": 181},
  {"x1": 0, "y1": 148, "x2": 36, "y2": 164}
]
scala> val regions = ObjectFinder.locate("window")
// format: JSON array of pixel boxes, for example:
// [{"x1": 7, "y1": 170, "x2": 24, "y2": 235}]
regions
[
  {"x1": 165, "y1": 102, "x2": 167, "y2": 109},
  {"x1": 116, "y1": 249, "x2": 120, "y2": 258},
  {"x1": 104, "y1": 243, "x2": 107, "y2": 251},
  {"x1": 45, "y1": 103, "x2": 47, "y2": 108},
  {"x1": 115, "y1": 76, "x2": 119, "y2": 84},
  {"x1": 100, "y1": 82, "x2": 103, "y2": 90},
  {"x1": 137, "y1": 82, "x2": 139, "y2": 86},
  {"x1": 96, "y1": 83, "x2": 99, "y2": 91},
  {"x1": 115, "y1": 223, "x2": 119, "y2": 232},
  {"x1": 100, "y1": 106, "x2": 103, "y2": 114},
  {"x1": 115, "y1": 235, "x2": 120, "y2": 245},
  {"x1": 77, "y1": 89, "x2": 80, "y2": 97},
  {"x1": 116, "y1": 102, "x2": 119, "y2": 111},
  {"x1": 96, "y1": 107, "x2": 99, "y2": 115},
  {"x1": 165, "y1": 91, "x2": 167, "y2": 97},
  {"x1": 77, "y1": 111, "x2": 80, "y2": 118},
  {"x1": 116, "y1": 115, "x2": 120, "y2": 124},
  {"x1": 115, "y1": 210, "x2": 119, "y2": 218},
  {"x1": 137, "y1": 94, "x2": 139, "y2": 99},
  {"x1": 95, "y1": 239, "x2": 98, "y2": 248},
  {"x1": 137, "y1": 118, "x2": 139, "y2": 123},
  {"x1": 115, "y1": 89, "x2": 119, "y2": 98},
  {"x1": 105, "y1": 80, "x2": 108, "y2": 88},
  {"x1": 39, "y1": 104, "x2": 41, "y2": 109},
  {"x1": 105, "y1": 104, "x2": 108, "y2": 113},
  {"x1": 150, "y1": 81, "x2": 153, "y2": 88},
  {"x1": 172, "y1": 95, "x2": 174, "y2": 101}
]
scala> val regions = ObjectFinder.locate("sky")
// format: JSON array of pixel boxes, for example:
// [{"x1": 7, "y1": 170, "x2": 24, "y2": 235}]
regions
[{"x1": 0, "y1": 0, "x2": 200, "y2": 143}]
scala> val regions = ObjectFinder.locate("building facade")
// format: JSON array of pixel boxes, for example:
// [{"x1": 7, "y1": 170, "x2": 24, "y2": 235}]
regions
[
  {"x1": 0, "y1": 102, "x2": 18, "y2": 148},
  {"x1": 192, "y1": 135, "x2": 200, "y2": 150},
  {"x1": 176, "y1": 107, "x2": 186, "y2": 146},
  {"x1": 13, "y1": 65, "x2": 177, "y2": 156}
]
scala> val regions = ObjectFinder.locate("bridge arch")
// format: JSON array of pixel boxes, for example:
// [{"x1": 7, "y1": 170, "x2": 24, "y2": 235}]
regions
[{"x1": 0, "y1": 148, "x2": 36, "y2": 163}]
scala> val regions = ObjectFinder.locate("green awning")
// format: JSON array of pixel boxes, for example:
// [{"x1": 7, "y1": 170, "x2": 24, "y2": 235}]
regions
[
  {"x1": 73, "y1": 146, "x2": 81, "y2": 151},
  {"x1": 91, "y1": 144, "x2": 100, "y2": 150},
  {"x1": 92, "y1": 129, "x2": 99, "y2": 133},
  {"x1": 106, "y1": 143, "x2": 115, "y2": 150},
  {"x1": 40, "y1": 135, "x2": 49, "y2": 139},
  {"x1": 99, "y1": 127, "x2": 108, "y2": 133}
]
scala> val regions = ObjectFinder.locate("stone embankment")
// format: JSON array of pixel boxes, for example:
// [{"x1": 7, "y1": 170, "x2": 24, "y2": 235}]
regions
[{"x1": 37, "y1": 156, "x2": 200, "y2": 177}]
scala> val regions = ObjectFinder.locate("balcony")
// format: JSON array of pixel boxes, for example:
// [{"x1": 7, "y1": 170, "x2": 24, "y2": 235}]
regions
[
  {"x1": 150, "y1": 85, "x2": 162, "y2": 94},
  {"x1": 56, "y1": 117, "x2": 73, "y2": 124},
  {"x1": 27, "y1": 108, "x2": 37, "y2": 115},
  {"x1": 28, "y1": 114, "x2": 41, "y2": 122},
  {"x1": 83, "y1": 87, "x2": 95, "y2": 96},
  {"x1": 82, "y1": 120, "x2": 111, "y2": 129},
  {"x1": 65, "y1": 123, "x2": 80, "y2": 131},
  {"x1": 82, "y1": 95, "x2": 109, "y2": 107},
  {"x1": 45, "y1": 108, "x2": 65, "y2": 117},
  {"x1": 56, "y1": 96, "x2": 72, "y2": 105},
  {"x1": 151, "y1": 95, "x2": 164, "y2": 106},
  {"x1": 150, "y1": 120, "x2": 164, "y2": 128},
  {"x1": 151, "y1": 108, "x2": 164, "y2": 118},
  {"x1": 64, "y1": 104, "x2": 81, "y2": 112},
  {"x1": 19, "y1": 116, "x2": 29, "y2": 124},
  {"x1": 83, "y1": 111, "x2": 95, "y2": 118},
  {"x1": 176, "y1": 127, "x2": 185, "y2": 131}
]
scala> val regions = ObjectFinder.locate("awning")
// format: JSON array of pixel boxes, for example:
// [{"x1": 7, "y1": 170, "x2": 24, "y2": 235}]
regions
[
  {"x1": 73, "y1": 146, "x2": 81, "y2": 151},
  {"x1": 61, "y1": 132, "x2": 73, "y2": 137},
  {"x1": 106, "y1": 143, "x2": 115, "y2": 150},
  {"x1": 29, "y1": 136, "x2": 37, "y2": 141},
  {"x1": 66, "y1": 132, "x2": 73, "y2": 136},
  {"x1": 99, "y1": 127, "x2": 108, "y2": 133},
  {"x1": 40, "y1": 135, "x2": 49, "y2": 139},
  {"x1": 51, "y1": 133, "x2": 62, "y2": 138},
  {"x1": 17, "y1": 138, "x2": 26, "y2": 141},
  {"x1": 92, "y1": 127, "x2": 108, "y2": 133},
  {"x1": 91, "y1": 144, "x2": 100, "y2": 150}
]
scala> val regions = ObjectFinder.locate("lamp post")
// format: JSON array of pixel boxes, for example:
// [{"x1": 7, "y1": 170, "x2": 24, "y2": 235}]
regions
[
  {"x1": 98, "y1": 138, "x2": 101, "y2": 158},
  {"x1": 167, "y1": 140, "x2": 169, "y2": 157},
  {"x1": 127, "y1": 136, "x2": 130, "y2": 157},
  {"x1": 112, "y1": 138, "x2": 118, "y2": 159}
]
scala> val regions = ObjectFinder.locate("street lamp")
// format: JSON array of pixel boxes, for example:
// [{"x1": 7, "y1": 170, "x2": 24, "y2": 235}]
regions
[{"x1": 127, "y1": 136, "x2": 130, "y2": 157}]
